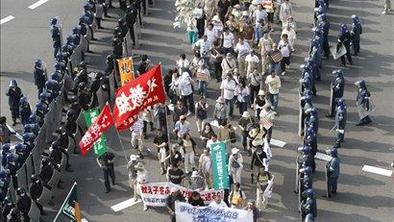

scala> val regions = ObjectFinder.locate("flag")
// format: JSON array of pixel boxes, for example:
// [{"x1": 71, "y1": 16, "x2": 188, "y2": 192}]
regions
[
  {"x1": 54, "y1": 182, "x2": 82, "y2": 222},
  {"x1": 113, "y1": 64, "x2": 166, "y2": 130},
  {"x1": 117, "y1": 57, "x2": 135, "y2": 86},
  {"x1": 79, "y1": 104, "x2": 114, "y2": 156},
  {"x1": 210, "y1": 141, "x2": 230, "y2": 190}
]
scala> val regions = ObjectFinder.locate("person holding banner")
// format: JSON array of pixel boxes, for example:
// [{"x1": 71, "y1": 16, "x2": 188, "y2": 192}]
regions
[
  {"x1": 97, "y1": 151, "x2": 116, "y2": 193},
  {"x1": 228, "y1": 182, "x2": 246, "y2": 208},
  {"x1": 153, "y1": 130, "x2": 169, "y2": 175},
  {"x1": 198, "y1": 149, "x2": 212, "y2": 189},
  {"x1": 167, "y1": 163, "x2": 185, "y2": 185},
  {"x1": 208, "y1": 194, "x2": 228, "y2": 208},
  {"x1": 130, "y1": 115, "x2": 145, "y2": 158},
  {"x1": 188, "y1": 191, "x2": 205, "y2": 206},
  {"x1": 166, "y1": 188, "x2": 185, "y2": 222}
]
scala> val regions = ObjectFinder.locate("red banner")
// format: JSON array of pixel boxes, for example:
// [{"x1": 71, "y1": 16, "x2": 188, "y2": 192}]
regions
[
  {"x1": 113, "y1": 64, "x2": 166, "y2": 130},
  {"x1": 79, "y1": 104, "x2": 114, "y2": 156}
]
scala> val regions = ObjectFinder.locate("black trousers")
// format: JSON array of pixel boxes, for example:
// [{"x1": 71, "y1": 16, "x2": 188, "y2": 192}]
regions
[
  {"x1": 103, "y1": 166, "x2": 115, "y2": 191},
  {"x1": 128, "y1": 25, "x2": 136, "y2": 45}
]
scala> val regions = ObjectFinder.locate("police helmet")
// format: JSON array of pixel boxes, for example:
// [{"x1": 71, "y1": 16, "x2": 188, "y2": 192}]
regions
[
  {"x1": 6, "y1": 153, "x2": 15, "y2": 162},
  {"x1": 1, "y1": 143, "x2": 11, "y2": 152},
  {"x1": 0, "y1": 170, "x2": 7, "y2": 178},
  {"x1": 42, "y1": 158, "x2": 50, "y2": 166},
  {"x1": 34, "y1": 59, "x2": 43, "y2": 67},
  {"x1": 299, "y1": 166, "x2": 312, "y2": 175},
  {"x1": 22, "y1": 132, "x2": 36, "y2": 143},
  {"x1": 326, "y1": 148, "x2": 338, "y2": 157},
  {"x1": 31, "y1": 174, "x2": 40, "y2": 182},
  {"x1": 14, "y1": 143, "x2": 26, "y2": 152},
  {"x1": 24, "y1": 123, "x2": 40, "y2": 135},
  {"x1": 50, "y1": 17, "x2": 58, "y2": 25},
  {"x1": 16, "y1": 187, "x2": 26, "y2": 196},
  {"x1": 354, "y1": 80, "x2": 366, "y2": 88}
]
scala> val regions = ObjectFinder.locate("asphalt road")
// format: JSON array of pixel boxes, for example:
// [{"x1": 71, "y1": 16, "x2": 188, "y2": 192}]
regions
[{"x1": 1, "y1": 0, "x2": 393, "y2": 221}]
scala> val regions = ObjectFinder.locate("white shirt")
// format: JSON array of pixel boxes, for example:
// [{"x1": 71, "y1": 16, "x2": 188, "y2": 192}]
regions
[
  {"x1": 199, "y1": 154, "x2": 211, "y2": 173},
  {"x1": 209, "y1": 200, "x2": 228, "y2": 208},
  {"x1": 278, "y1": 40, "x2": 292, "y2": 57},
  {"x1": 235, "y1": 42, "x2": 251, "y2": 58},
  {"x1": 174, "y1": 121, "x2": 191, "y2": 138},
  {"x1": 176, "y1": 59, "x2": 190, "y2": 70},
  {"x1": 194, "y1": 39, "x2": 212, "y2": 57},
  {"x1": 245, "y1": 54, "x2": 260, "y2": 63},
  {"x1": 222, "y1": 32, "x2": 235, "y2": 48},
  {"x1": 279, "y1": 2, "x2": 293, "y2": 22},
  {"x1": 205, "y1": 28, "x2": 216, "y2": 44},
  {"x1": 136, "y1": 169, "x2": 149, "y2": 184},
  {"x1": 235, "y1": 85, "x2": 250, "y2": 102},
  {"x1": 206, "y1": 139, "x2": 218, "y2": 149},
  {"x1": 130, "y1": 118, "x2": 144, "y2": 135},
  {"x1": 254, "y1": 9, "x2": 268, "y2": 24},
  {"x1": 265, "y1": 75, "x2": 282, "y2": 94},
  {"x1": 179, "y1": 73, "x2": 193, "y2": 96},
  {"x1": 220, "y1": 78, "x2": 237, "y2": 100}
]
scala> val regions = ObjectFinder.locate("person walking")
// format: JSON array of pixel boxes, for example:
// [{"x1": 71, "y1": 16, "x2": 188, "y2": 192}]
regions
[
  {"x1": 97, "y1": 151, "x2": 116, "y2": 193},
  {"x1": 265, "y1": 71, "x2": 281, "y2": 111},
  {"x1": 6, "y1": 80, "x2": 23, "y2": 126}
]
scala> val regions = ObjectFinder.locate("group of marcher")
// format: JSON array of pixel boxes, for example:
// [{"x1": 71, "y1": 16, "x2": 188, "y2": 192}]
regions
[{"x1": 0, "y1": 0, "x2": 377, "y2": 221}]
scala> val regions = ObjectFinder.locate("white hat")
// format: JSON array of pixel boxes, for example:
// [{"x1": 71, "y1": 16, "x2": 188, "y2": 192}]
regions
[
  {"x1": 129, "y1": 154, "x2": 139, "y2": 162},
  {"x1": 180, "y1": 115, "x2": 186, "y2": 120},
  {"x1": 242, "y1": 111, "x2": 250, "y2": 118},
  {"x1": 191, "y1": 171, "x2": 199, "y2": 177},
  {"x1": 216, "y1": 96, "x2": 225, "y2": 103},
  {"x1": 258, "y1": 90, "x2": 265, "y2": 96},
  {"x1": 242, "y1": 11, "x2": 249, "y2": 16},
  {"x1": 232, "y1": 147, "x2": 240, "y2": 155},
  {"x1": 212, "y1": 15, "x2": 221, "y2": 22}
]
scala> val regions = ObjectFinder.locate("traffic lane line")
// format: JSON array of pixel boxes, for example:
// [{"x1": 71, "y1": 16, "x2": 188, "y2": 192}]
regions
[
  {"x1": 111, "y1": 198, "x2": 141, "y2": 212},
  {"x1": 362, "y1": 165, "x2": 393, "y2": 177},
  {"x1": 0, "y1": 16, "x2": 15, "y2": 25},
  {"x1": 28, "y1": 0, "x2": 49, "y2": 9}
]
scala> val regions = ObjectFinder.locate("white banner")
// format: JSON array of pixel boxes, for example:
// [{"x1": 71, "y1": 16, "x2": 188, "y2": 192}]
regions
[
  {"x1": 140, "y1": 182, "x2": 224, "y2": 207},
  {"x1": 175, "y1": 202, "x2": 253, "y2": 222}
]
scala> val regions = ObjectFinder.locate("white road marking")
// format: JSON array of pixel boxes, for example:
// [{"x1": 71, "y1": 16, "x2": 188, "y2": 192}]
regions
[
  {"x1": 362, "y1": 165, "x2": 393, "y2": 177},
  {"x1": 0, "y1": 16, "x2": 15, "y2": 25},
  {"x1": 270, "y1": 139, "x2": 286, "y2": 148},
  {"x1": 28, "y1": 0, "x2": 49, "y2": 9},
  {"x1": 111, "y1": 198, "x2": 141, "y2": 212},
  {"x1": 6, "y1": 124, "x2": 23, "y2": 141},
  {"x1": 315, "y1": 152, "x2": 332, "y2": 162}
]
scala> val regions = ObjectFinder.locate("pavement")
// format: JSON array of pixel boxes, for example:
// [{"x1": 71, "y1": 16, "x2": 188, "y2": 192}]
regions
[{"x1": 1, "y1": 0, "x2": 393, "y2": 221}]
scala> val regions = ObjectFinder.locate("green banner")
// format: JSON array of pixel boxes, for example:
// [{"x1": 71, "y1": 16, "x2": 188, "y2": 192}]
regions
[
  {"x1": 210, "y1": 142, "x2": 229, "y2": 190},
  {"x1": 54, "y1": 182, "x2": 82, "y2": 222},
  {"x1": 83, "y1": 108, "x2": 108, "y2": 156}
]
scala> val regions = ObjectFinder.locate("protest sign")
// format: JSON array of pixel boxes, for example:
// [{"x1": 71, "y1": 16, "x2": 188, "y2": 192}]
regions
[
  {"x1": 210, "y1": 142, "x2": 230, "y2": 190},
  {"x1": 139, "y1": 182, "x2": 224, "y2": 207},
  {"x1": 175, "y1": 202, "x2": 253, "y2": 222}
]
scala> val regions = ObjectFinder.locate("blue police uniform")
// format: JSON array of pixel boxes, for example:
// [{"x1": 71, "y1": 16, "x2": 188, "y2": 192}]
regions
[
  {"x1": 334, "y1": 99, "x2": 347, "y2": 148},
  {"x1": 326, "y1": 148, "x2": 340, "y2": 197},
  {"x1": 33, "y1": 59, "x2": 47, "y2": 97},
  {"x1": 6, "y1": 80, "x2": 23, "y2": 125},
  {"x1": 355, "y1": 80, "x2": 372, "y2": 126},
  {"x1": 351, "y1": 15, "x2": 362, "y2": 56},
  {"x1": 338, "y1": 24, "x2": 353, "y2": 66},
  {"x1": 327, "y1": 69, "x2": 344, "y2": 117}
]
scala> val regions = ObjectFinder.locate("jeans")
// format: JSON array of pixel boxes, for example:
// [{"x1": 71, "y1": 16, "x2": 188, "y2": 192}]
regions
[
  {"x1": 225, "y1": 98, "x2": 234, "y2": 117},
  {"x1": 182, "y1": 93, "x2": 195, "y2": 113},
  {"x1": 238, "y1": 102, "x2": 247, "y2": 116},
  {"x1": 268, "y1": 93, "x2": 279, "y2": 110},
  {"x1": 198, "y1": 80, "x2": 208, "y2": 97}
]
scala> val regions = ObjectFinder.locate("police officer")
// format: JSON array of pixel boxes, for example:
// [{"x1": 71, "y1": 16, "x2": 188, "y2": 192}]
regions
[
  {"x1": 29, "y1": 174, "x2": 47, "y2": 215},
  {"x1": 19, "y1": 97, "x2": 32, "y2": 126},
  {"x1": 1, "y1": 196, "x2": 14, "y2": 221},
  {"x1": 355, "y1": 80, "x2": 373, "y2": 126},
  {"x1": 97, "y1": 151, "x2": 116, "y2": 193},
  {"x1": 338, "y1": 24, "x2": 353, "y2": 66},
  {"x1": 77, "y1": 82, "x2": 92, "y2": 110},
  {"x1": 7, "y1": 207, "x2": 22, "y2": 222},
  {"x1": 305, "y1": 107, "x2": 319, "y2": 135},
  {"x1": 0, "y1": 170, "x2": 10, "y2": 201},
  {"x1": 351, "y1": 15, "x2": 362, "y2": 56},
  {"x1": 125, "y1": 4, "x2": 137, "y2": 46},
  {"x1": 301, "y1": 189, "x2": 317, "y2": 221},
  {"x1": 45, "y1": 79, "x2": 61, "y2": 99},
  {"x1": 5, "y1": 153, "x2": 19, "y2": 189},
  {"x1": 39, "y1": 157, "x2": 55, "y2": 186},
  {"x1": 15, "y1": 143, "x2": 28, "y2": 164},
  {"x1": 327, "y1": 69, "x2": 344, "y2": 117},
  {"x1": 33, "y1": 59, "x2": 48, "y2": 97},
  {"x1": 333, "y1": 98, "x2": 347, "y2": 148},
  {"x1": 16, "y1": 187, "x2": 31, "y2": 221},
  {"x1": 6, "y1": 80, "x2": 23, "y2": 126},
  {"x1": 325, "y1": 148, "x2": 340, "y2": 198},
  {"x1": 304, "y1": 125, "x2": 317, "y2": 172},
  {"x1": 304, "y1": 213, "x2": 315, "y2": 222},
  {"x1": 50, "y1": 17, "x2": 62, "y2": 58},
  {"x1": 318, "y1": 13, "x2": 330, "y2": 58}
]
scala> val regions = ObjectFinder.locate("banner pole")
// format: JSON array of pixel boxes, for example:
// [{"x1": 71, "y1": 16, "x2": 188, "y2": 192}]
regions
[{"x1": 115, "y1": 128, "x2": 130, "y2": 163}]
